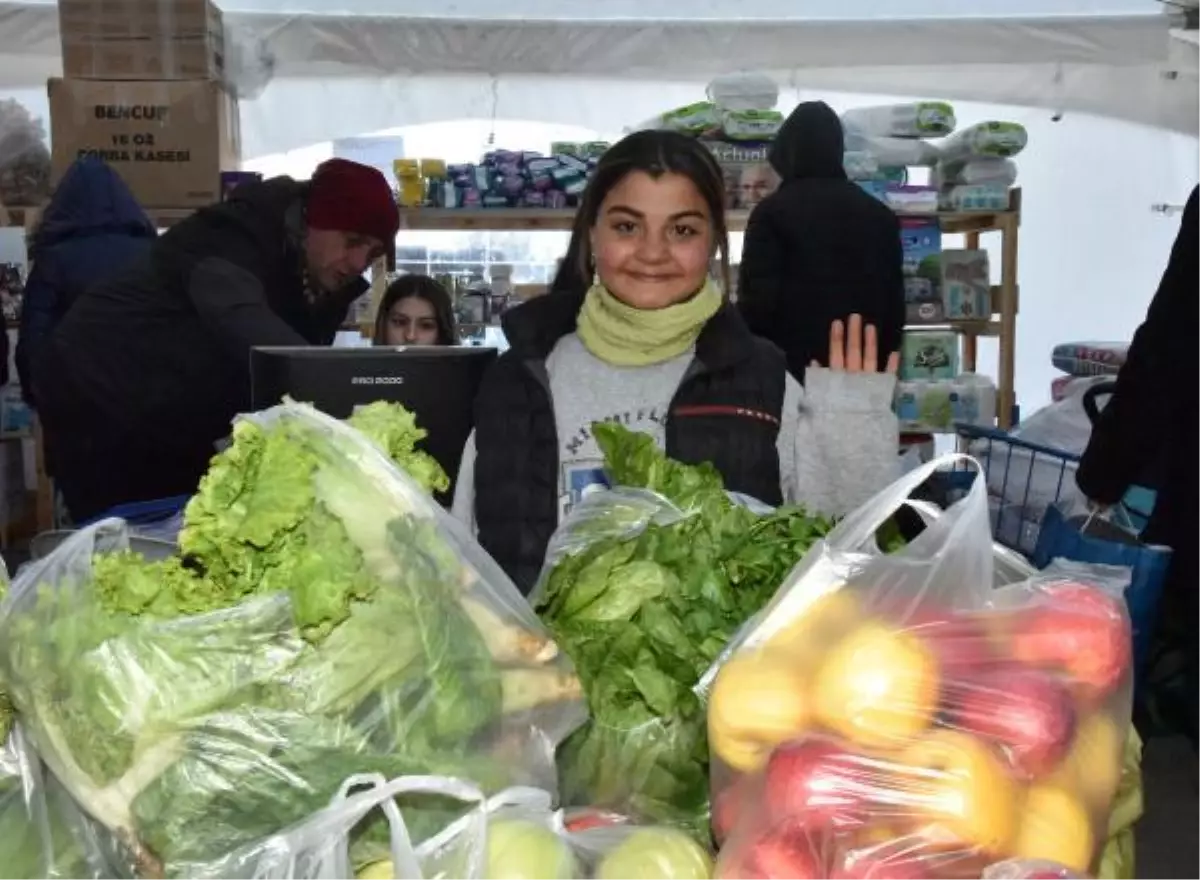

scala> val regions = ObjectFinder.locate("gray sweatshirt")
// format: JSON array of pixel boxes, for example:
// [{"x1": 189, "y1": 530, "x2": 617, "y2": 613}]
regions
[{"x1": 452, "y1": 332, "x2": 899, "y2": 529}]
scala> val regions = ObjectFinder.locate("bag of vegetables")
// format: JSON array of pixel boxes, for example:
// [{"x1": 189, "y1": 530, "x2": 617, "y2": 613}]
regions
[
  {"x1": 0, "y1": 724, "x2": 111, "y2": 877},
  {"x1": 263, "y1": 772, "x2": 717, "y2": 880},
  {"x1": 533, "y1": 423, "x2": 834, "y2": 838},
  {"x1": 705, "y1": 456, "x2": 1135, "y2": 879},
  {"x1": 0, "y1": 402, "x2": 585, "y2": 878}
]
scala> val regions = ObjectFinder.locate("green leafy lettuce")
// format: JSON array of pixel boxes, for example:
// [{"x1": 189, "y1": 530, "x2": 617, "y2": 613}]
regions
[
  {"x1": 0, "y1": 403, "x2": 578, "y2": 877},
  {"x1": 537, "y1": 422, "x2": 833, "y2": 838}
]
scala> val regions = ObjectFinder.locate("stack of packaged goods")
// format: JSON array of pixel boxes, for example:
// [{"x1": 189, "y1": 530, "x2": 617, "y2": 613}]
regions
[
  {"x1": 48, "y1": 0, "x2": 240, "y2": 209},
  {"x1": 395, "y1": 143, "x2": 610, "y2": 211}
]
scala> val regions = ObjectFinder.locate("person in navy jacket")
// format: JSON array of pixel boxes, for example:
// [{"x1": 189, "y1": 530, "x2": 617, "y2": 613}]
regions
[{"x1": 16, "y1": 157, "x2": 157, "y2": 407}]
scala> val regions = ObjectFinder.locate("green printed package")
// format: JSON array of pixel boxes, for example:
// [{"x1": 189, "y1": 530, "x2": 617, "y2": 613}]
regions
[
  {"x1": 535, "y1": 423, "x2": 835, "y2": 838},
  {"x1": 0, "y1": 402, "x2": 582, "y2": 878}
]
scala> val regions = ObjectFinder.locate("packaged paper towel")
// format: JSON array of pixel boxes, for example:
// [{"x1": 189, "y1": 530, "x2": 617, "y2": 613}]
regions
[
  {"x1": 841, "y1": 101, "x2": 956, "y2": 138},
  {"x1": 706, "y1": 71, "x2": 779, "y2": 111},
  {"x1": 938, "y1": 121, "x2": 1028, "y2": 162},
  {"x1": 842, "y1": 127, "x2": 941, "y2": 167},
  {"x1": 934, "y1": 157, "x2": 1018, "y2": 188}
]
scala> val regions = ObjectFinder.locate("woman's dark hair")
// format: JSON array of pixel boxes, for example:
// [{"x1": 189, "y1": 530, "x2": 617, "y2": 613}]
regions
[
  {"x1": 556, "y1": 130, "x2": 731, "y2": 296},
  {"x1": 373, "y1": 274, "x2": 457, "y2": 345}
]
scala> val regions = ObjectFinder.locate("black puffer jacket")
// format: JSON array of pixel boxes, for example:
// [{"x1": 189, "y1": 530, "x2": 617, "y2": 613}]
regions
[
  {"x1": 737, "y1": 101, "x2": 906, "y2": 379},
  {"x1": 473, "y1": 288, "x2": 787, "y2": 593},
  {"x1": 35, "y1": 177, "x2": 368, "y2": 520}
]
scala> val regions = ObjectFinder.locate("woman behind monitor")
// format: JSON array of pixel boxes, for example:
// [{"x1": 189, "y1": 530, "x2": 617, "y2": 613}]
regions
[{"x1": 374, "y1": 274, "x2": 457, "y2": 346}]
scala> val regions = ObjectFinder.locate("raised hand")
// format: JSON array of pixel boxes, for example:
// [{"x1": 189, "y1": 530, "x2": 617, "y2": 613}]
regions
[{"x1": 818, "y1": 313, "x2": 900, "y2": 375}]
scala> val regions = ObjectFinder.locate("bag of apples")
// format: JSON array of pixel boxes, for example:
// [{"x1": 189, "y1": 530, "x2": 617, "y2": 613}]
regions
[{"x1": 703, "y1": 456, "x2": 1134, "y2": 880}]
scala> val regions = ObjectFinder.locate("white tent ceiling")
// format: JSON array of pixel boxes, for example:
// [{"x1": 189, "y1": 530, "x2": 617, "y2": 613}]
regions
[{"x1": 0, "y1": 0, "x2": 1195, "y2": 157}]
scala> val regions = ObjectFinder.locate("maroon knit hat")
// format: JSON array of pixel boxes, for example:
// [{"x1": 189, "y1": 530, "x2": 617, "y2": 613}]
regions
[{"x1": 307, "y1": 158, "x2": 400, "y2": 268}]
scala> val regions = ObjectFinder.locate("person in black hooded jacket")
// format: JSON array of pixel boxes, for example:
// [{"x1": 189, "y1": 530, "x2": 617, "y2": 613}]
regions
[
  {"x1": 1077, "y1": 186, "x2": 1198, "y2": 746},
  {"x1": 737, "y1": 101, "x2": 906, "y2": 379}
]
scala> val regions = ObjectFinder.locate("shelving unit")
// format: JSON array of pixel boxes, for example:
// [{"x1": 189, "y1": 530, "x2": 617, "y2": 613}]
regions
[{"x1": 397, "y1": 189, "x2": 1022, "y2": 428}]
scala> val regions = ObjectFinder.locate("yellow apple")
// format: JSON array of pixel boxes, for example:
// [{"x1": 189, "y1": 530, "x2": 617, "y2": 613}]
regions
[
  {"x1": 709, "y1": 648, "x2": 811, "y2": 773},
  {"x1": 1051, "y1": 711, "x2": 1124, "y2": 810},
  {"x1": 901, "y1": 729, "x2": 1020, "y2": 855},
  {"x1": 1011, "y1": 783, "x2": 1095, "y2": 873},
  {"x1": 813, "y1": 620, "x2": 939, "y2": 748},
  {"x1": 763, "y1": 589, "x2": 865, "y2": 658}
]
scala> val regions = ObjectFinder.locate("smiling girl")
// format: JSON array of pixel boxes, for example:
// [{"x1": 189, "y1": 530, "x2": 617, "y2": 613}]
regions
[{"x1": 453, "y1": 130, "x2": 901, "y2": 592}]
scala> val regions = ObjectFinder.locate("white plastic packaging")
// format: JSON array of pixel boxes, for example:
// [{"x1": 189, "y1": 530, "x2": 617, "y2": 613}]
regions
[{"x1": 706, "y1": 71, "x2": 780, "y2": 112}]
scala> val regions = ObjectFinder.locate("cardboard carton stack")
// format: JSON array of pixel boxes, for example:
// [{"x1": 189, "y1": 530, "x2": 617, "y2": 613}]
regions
[{"x1": 49, "y1": 0, "x2": 240, "y2": 208}]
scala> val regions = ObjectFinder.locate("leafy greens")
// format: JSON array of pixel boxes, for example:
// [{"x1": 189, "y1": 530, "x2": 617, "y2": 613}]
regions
[
  {"x1": 0, "y1": 402, "x2": 581, "y2": 878},
  {"x1": 536, "y1": 422, "x2": 834, "y2": 838}
]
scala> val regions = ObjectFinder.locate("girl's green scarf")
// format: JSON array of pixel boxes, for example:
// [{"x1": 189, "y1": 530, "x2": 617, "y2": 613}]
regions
[{"x1": 576, "y1": 278, "x2": 722, "y2": 367}]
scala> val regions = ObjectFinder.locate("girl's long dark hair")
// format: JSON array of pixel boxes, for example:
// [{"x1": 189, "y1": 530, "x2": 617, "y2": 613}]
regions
[
  {"x1": 552, "y1": 130, "x2": 731, "y2": 297},
  {"x1": 373, "y1": 274, "x2": 457, "y2": 345}
]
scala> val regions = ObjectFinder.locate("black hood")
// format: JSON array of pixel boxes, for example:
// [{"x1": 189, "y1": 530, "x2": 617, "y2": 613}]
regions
[{"x1": 769, "y1": 101, "x2": 846, "y2": 181}]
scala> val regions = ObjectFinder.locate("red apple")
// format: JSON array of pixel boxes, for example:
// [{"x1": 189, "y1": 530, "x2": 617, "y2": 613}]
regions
[
  {"x1": 1009, "y1": 581, "x2": 1131, "y2": 703},
  {"x1": 763, "y1": 739, "x2": 879, "y2": 830},
  {"x1": 736, "y1": 820, "x2": 826, "y2": 880},
  {"x1": 909, "y1": 611, "x2": 1001, "y2": 675},
  {"x1": 945, "y1": 668, "x2": 1075, "y2": 777}
]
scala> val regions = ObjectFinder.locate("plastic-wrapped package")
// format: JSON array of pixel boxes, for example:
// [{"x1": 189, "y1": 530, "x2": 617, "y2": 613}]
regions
[
  {"x1": 842, "y1": 126, "x2": 941, "y2": 167},
  {"x1": 938, "y1": 122, "x2": 1029, "y2": 162},
  {"x1": 0, "y1": 725, "x2": 112, "y2": 878},
  {"x1": 934, "y1": 158, "x2": 1019, "y2": 188},
  {"x1": 842, "y1": 102, "x2": 957, "y2": 138},
  {"x1": 290, "y1": 775, "x2": 715, "y2": 880},
  {"x1": 0, "y1": 402, "x2": 585, "y2": 878},
  {"x1": 533, "y1": 422, "x2": 834, "y2": 838},
  {"x1": 705, "y1": 457, "x2": 1134, "y2": 879},
  {"x1": 982, "y1": 858, "x2": 1084, "y2": 879},
  {"x1": 706, "y1": 71, "x2": 779, "y2": 112}
]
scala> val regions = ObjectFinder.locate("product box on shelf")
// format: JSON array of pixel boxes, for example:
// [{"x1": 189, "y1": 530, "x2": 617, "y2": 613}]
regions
[
  {"x1": 701, "y1": 139, "x2": 779, "y2": 211},
  {"x1": 58, "y1": 0, "x2": 225, "y2": 80},
  {"x1": 900, "y1": 218, "x2": 943, "y2": 324},
  {"x1": 942, "y1": 249, "x2": 991, "y2": 320},
  {"x1": 900, "y1": 329, "x2": 959, "y2": 380},
  {"x1": 49, "y1": 77, "x2": 240, "y2": 207}
]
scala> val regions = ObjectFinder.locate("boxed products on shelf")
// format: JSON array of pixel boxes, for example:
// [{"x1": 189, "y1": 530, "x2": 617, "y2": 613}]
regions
[
  {"x1": 901, "y1": 219, "x2": 943, "y2": 324},
  {"x1": 703, "y1": 140, "x2": 778, "y2": 210},
  {"x1": 895, "y1": 373, "x2": 997, "y2": 432},
  {"x1": 942, "y1": 249, "x2": 991, "y2": 320},
  {"x1": 396, "y1": 143, "x2": 610, "y2": 210},
  {"x1": 900, "y1": 329, "x2": 959, "y2": 380},
  {"x1": 47, "y1": 77, "x2": 240, "y2": 207}
]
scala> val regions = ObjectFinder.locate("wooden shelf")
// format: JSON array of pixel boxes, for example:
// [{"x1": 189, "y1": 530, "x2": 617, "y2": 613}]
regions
[
  {"x1": 0, "y1": 204, "x2": 195, "y2": 230},
  {"x1": 396, "y1": 189, "x2": 1022, "y2": 234}
]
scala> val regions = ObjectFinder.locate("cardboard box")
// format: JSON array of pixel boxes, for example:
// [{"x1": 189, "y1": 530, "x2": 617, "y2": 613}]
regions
[
  {"x1": 702, "y1": 139, "x2": 779, "y2": 211},
  {"x1": 49, "y1": 78, "x2": 239, "y2": 208},
  {"x1": 58, "y1": 0, "x2": 224, "y2": 80}
]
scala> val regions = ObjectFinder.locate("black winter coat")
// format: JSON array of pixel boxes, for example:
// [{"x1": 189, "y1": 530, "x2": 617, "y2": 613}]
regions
[
  {"x1": 1077, "y1": 187, "x2": 1197, "y2": 563},
  {"x1": 472, "y1": 288, "x2": 788, "y2": 593},
  {"x1": 35, "y1": 176, "x2": 368, "y2": 520},
  {"x1": 737, "y1": 101, "x2": 905, "y2": 378}
]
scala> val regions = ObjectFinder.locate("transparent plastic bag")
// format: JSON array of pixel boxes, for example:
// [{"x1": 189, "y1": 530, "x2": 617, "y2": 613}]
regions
[
  {"x1": 841, "y1": 102, "x2": 957, "y2": 138},
  {"x1": 0, "y1": 725, "x2": 112, "y2": 878},
  {"x1": 0, "y1": 401, "x2": 585, "y2": 878},
  {"x1": 705, "y1": 456, "x2": 1135, "y2": 879},
  {"x1": 534, "y1": 481, "x2": 834, "y2": 839},
  {"x1": 982, "y1": 858, "x2": 1084, "y2": 879}
]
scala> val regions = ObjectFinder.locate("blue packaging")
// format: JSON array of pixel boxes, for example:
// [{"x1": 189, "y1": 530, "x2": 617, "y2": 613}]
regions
[
  {"x1": 526, "y1": 158, "x2": 559, "y2": 175},
  {"x1": 900, "y1": 219, "x2": 943, "y2": 324},
  {"x1": 555, "y1": 154, "x2": 589, "y2": 172}
]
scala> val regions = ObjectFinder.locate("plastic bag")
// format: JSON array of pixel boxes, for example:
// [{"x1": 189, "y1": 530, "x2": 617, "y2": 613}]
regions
[
  {"x1": 706, "y1": 71, "x2": 779, "y2": 112},
  {"x1": 533, "y1": 481, "x2": 833, "y2": 838},
  {"x1": 841, "y1": 102, "x2": 957, "y2": 138},
  {"x1": 934, "y1": 158, "x2": 1019, "y2": 188},
  {"x1": 0, "y1": 725, "x2": 111, "y2": 877},
  {"x1": 0, "y1": 402, "x2": 586, "y2": 878},
  {"x1": 705, "y1": 456, "x2": 1135, "y2": 879},
  {"x1": 842, "y1": 126, "x2": 942, "y2": 167},
  {"x1": 288, "y1": 774, "x2": 715, "y2": 880},
  {"x1": 938, "y1": 121, "x2": 1029, "y2": 162},
  {"x1": 982, "y1": 859, "x2": 1084, "y2": 879}
]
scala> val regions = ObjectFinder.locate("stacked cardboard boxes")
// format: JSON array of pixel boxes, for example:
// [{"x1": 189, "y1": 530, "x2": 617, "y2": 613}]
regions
[{"x1": 49, "y1": 0, "x2": 240, "y2": 208}]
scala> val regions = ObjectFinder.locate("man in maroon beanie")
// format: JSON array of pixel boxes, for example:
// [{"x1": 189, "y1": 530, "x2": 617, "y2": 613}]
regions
[{"x1": 34, "y1": 158, "x2": 401, "y2": 521}]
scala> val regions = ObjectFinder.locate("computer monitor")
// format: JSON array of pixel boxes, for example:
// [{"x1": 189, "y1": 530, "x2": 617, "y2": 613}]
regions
[{"x1": 249, "y1": 346, "x2": 497, "y2": 505}]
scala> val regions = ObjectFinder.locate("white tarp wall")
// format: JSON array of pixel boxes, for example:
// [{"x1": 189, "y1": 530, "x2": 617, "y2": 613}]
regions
[{"x1": 0, "y1": 0, "x2": 1197, "y2": 412}]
